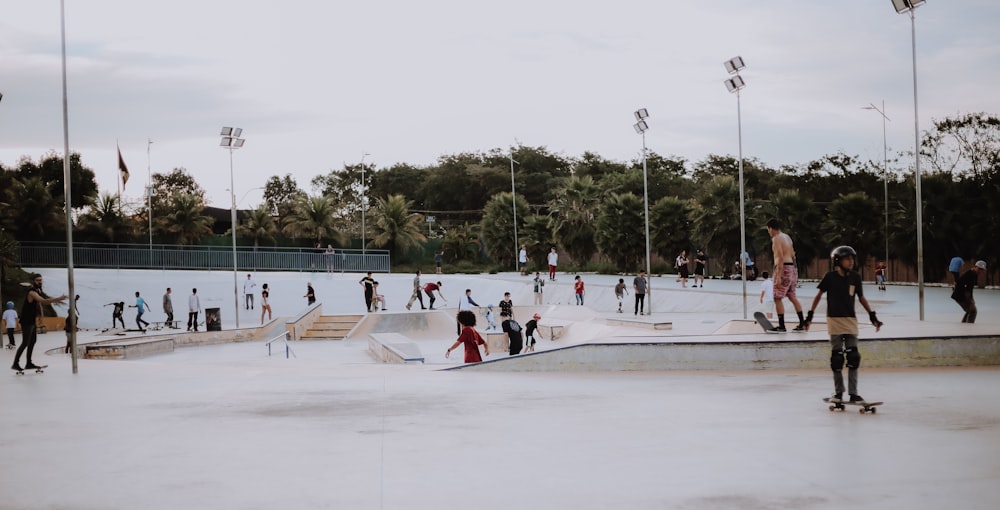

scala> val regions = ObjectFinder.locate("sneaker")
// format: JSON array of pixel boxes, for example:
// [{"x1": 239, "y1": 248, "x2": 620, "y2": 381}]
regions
[
  {"x1": 792, "y1": 324, "x2": 806, "y2": 331},
  {"x1": 406, "y1": 305, "x2": 411, "y2": 310},
  {"x1": 830, "y1": 393, "x2": 843, "y2": 402},
  {"x1": 849, "y1": 394, "x2": 865, "y2": 403},
  {"x1": 774, "y1": 326, "x2": 786, "y2": 332},
  {"x1": 24, "y1": 363, "x2": 41, "y2": 370},
  {"x1": 11, "y1": 363, "x2": 22, "y2": 371}
]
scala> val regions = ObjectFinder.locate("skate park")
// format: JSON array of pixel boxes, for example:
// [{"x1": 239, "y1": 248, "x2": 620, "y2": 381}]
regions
[{"x1": 3, "y1": 267, "x2": 1000, "y2": 509}]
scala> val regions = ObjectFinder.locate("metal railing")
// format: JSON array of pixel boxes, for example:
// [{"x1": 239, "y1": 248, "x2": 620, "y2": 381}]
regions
[
  {"x1": 266, "y1": 332, "x2": 296, "y2": 359},
  {"x1": 19, "y1": 242, "x2": 391, "y2": 273}
]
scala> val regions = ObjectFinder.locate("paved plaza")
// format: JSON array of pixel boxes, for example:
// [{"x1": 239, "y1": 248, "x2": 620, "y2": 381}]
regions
[{"x1": 1, "y1": 269, "x2": 998, "y2": 509}]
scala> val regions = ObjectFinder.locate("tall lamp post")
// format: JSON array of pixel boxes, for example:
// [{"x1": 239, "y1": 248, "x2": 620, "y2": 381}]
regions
[
  {"x1": 863, "y1": 101, "x2": 891, "y2": 281},
  {"x1": 724, "y1": 56, "x2": 749, "y2": 319},
  {"x1": 147, "y1": 139, "x2": 153, "y2": 252},
  {"x1": 59, "y1": 0, "x2": 79, "y2": 373},
  {"x1": 220, "y1": 127, "x2": 245, "y2": 328},
  {"x1": 510, "y1": 147, "x2": 519, "y2": 272},
  {"x1": 360, "y1": 152, "x2": 370, "y2": 256},
  {"x1": 890, "y1": 0, "x2": 926, "y2": 320},
  {"x1": 633, "y1": 108, "x2": 652, "y2": 315}
]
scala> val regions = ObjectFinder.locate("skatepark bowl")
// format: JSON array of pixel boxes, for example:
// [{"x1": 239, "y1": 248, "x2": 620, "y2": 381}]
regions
[{"x1": 4, "y1": 268, "x2": 999, "y2": 509}]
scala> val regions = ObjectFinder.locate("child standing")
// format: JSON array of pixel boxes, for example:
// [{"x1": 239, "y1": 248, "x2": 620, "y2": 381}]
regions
[
  {"x1": 484, "y1": 304, "x2": 497, "y2": 331},
  {"x1": 614, "y1": 279, "x2": 628, "y2": 313},
  {"x1": 804, "y1": 246, "x2": 883, "y2": 404},
  {"x1": 498, "y1": 292, "x2": 514, "y2": 319},
  {"x1": 574, "y1": 275, "x2": 585, "y2": 305},
  {"x1": 758, "y1": 271, "x2": 774, "y2": 319},
  {"x1": 3, "y1": 301, "x2": 17, "y2": 348}
]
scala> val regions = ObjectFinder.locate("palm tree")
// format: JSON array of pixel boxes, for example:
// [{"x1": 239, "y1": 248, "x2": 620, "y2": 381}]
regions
[
  {"x1": 548, "y1": 175, "x2": 601, "y2": 264},
  {"x1": 595, "y1": 192, "x2": 645, "y2": 269},
  {"x1": 440, "y1": 222, "x2": 481, "y2": 262},
  {"x1": 5, "y1": 176, "x2": 63, "y2": 241},
  {"x1": 478, "y1": 192, "x2": 528, "y2": 267},
  {"x1": 238, "y1": 204, "x2": 279, "y2": 248},
  {"x1": 77, "y1": 192, "x2": 135, "y2": 243},
  {"x1": 650, "y1": 196, "x2": 693, "y2": 260},
  {"x1": 368, "y1": 194, "x2": 426, "y2": 259},
  {"x1": 689, "y1": 175, "x2": 743, "y2": 271},
  {"x1": 158, "y1": 193, "x2": 215, "y2": 245},
  {"x1": 282, "y1": 195, "x2": 343, "y2": 246}
]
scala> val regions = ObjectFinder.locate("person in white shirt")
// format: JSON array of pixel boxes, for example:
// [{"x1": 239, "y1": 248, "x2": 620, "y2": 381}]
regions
[
  {"x1": 519, "y1": 245, "x2": 528, "y2": 275},
  {"x1": 457, "y1": 289, "x2": 481, "y2": 335},
  {"x1": 243, "y1": 274, "x2": 257, "y2": 310},
  {"x1": 547, "y1": 248, "x2": 558, "y2": 281},
  {"x1": 3, "y1": 301, "x2": 18, "y2": 348}
]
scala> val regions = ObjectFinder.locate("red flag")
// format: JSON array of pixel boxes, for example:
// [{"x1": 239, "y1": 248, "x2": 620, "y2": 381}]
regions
[{"x1": 118, "y1": 146, "x2": 130, "y2": 189}]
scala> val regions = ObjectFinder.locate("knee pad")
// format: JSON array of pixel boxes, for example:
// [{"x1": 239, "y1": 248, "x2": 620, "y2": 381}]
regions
[
  {"x1": 845, "y1": 347, "x2": 861, "y2": 369},
  {"x1": 830, "y1": 349, "x2": 845, "y2": 371}
]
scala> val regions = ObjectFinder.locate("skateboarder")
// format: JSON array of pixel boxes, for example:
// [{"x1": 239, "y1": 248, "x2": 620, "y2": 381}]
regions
[
  {"x1": 423, "y1": 281, "x2": 445, "y2": 310},
  {"x1": 163, "y1": 288, "x2": 175, "y2": 329},
  {"x1": 524, "y1": 313, "x2": 543, "y2": 352},
  {"x1": 405, "y1": 270, "x2": 426, "y2": 310},
  {"x1": 804, "y1": 246, "x2": 883, "y2": 404},
  {"x1": 244, "y1": 274, "x2": 257, "y2": 310},
  {"x1": 359, "y1": 272, "x2": 375, "y2": 312},
  {"x1": 187, "y1": 288, "x2": 201, "y2": 331},
  {"x1": 129, "y1": 291, "x2": 150, "y2": 331},
  {"x1": 766, "y1": 219, "x2": 807, "y2": 331},
  {"x1": 105, "y1": 301, "x2": 126, "y2": 329},
  {"x1": 500, "y1": 311, "x2": 523, "y2": 355},
  {"x1": 954, "y1": 260, "x2": 987, "y2": 323},
  {"x1": 12, "y1": 273, "x2": 68, "y2": 372}
]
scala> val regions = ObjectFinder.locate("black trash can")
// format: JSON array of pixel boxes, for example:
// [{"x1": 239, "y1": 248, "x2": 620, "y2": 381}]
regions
[{"x1": 205, "y1": 307, "x2": 221, "y2": 331}]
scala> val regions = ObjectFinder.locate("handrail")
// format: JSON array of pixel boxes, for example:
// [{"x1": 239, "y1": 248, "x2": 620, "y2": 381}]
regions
[{"x1": 265, "y1": 332, "x2": 296, "y2": 359}]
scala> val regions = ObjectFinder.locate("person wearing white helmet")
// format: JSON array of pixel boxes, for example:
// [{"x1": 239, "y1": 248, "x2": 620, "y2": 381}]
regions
[
  {"x1": 3, "y1": 301, "x2": 17, "y2": 349},
  {"x1": 804, "y1": 246, "x2": 883, "y2": 404},
  {"x1": 954, "y1": 260, "x2": 987, "y2": 323}
]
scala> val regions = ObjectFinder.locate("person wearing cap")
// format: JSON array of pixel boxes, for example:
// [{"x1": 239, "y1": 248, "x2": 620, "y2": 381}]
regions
[
  {"x1": 954, "y1": 260, "x2": 987, "y2": 323},
  {"x1": 500, "y1": 310, "x2": 523, "y2": 355},
  {"x1": 524, "y1": 313, "x2": 543, "y2": 352},
  {"x1": 3, "y1": 301, "x2": 18, "y2": 349}
]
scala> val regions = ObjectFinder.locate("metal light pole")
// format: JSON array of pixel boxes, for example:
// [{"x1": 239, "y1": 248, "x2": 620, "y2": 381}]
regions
[
  {"x1": 724, "y1": 56, "x2": 748, "y2": 319},
  {"x1": 147, "y1": 138, "x2": 153, "y2": 251},
  {"x1": 863, "y1": 101, "x2": 891, "y2": 280},
  {"x1": 891, "y1": 0, "x2": 926, "y2": 320},
  {"x1": 360, "y1": 152, "x2": 370, "y2": 255},
  {"x1": 59, "y1": 0, "x2": 79, "y2": 373},
  {"x1": 633, "y1": 108, "x2": 652, "y2": 315},
  {"x1": 221, "y1": 127, "x2": 245, "y2": 328},
  {"x1": 510, "y1": 147, "x2": 519, "y2": 272}
]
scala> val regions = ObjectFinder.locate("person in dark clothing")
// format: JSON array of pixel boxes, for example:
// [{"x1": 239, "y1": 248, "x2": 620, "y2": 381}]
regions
[
  {"x1": 954, "y1": 260, "x2": 987, "y2": 323},
  {"x1": 13, "y1": 273, "x2": 68, "y2": 372},
  {"x1": 423, "y1": 281, "x2": 445, "y2": 310},
  {"x1": 524, "y1": 313, "x2": 543, "y2": 352},
  {"x1": 359, "y1": 272, "x2": 375, "y2": 312},
  {"x1": 105, "y1": 301, "x2": 126, "y2": 329},
  {"x1": 804, "y1": 246, "x2": 883, "y2": 404},
  {"x1": 500, "y1": 311, "x2": 523, "y2": 355},
  {"x1": 304, "y1": 283, "x2": 316, "y2": 306}
]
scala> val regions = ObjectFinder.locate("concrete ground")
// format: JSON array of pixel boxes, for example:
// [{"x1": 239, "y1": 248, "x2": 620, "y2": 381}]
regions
[{"x1": 2, "y1": 269, "x2": 999, "y2": 509}]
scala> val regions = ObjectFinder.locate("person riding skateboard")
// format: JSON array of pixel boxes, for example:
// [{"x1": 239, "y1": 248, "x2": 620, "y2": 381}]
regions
[{"x1": 804, "y1": 246, "x2": 883, "y2": 404}]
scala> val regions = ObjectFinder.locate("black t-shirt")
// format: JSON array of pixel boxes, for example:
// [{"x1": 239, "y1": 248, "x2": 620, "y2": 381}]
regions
[
  {"x1": 817, "y1": 270, "x2": 864, "y2": 318},
  {"x1": 499, "y1": 299, "x2": 513, "y2": 317},
  {"x1": 957, "y1": 269, "x2": 978, "y2": 294},
  {"x1": 525, "y1": 319, "x2": 538, "y2": 337},
  {"x1": 502, "y1": 319, "x2": 523, "y2": 343}
]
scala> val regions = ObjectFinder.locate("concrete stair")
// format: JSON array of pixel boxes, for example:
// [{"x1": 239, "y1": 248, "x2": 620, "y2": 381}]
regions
[{"x1": 301, "y1": 314, "x2": 363, "y2": 340}]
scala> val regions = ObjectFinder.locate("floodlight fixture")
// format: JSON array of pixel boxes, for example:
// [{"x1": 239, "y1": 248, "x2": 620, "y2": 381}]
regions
[
  {"x1": 633, "y1": 120, "x2": 649, "y2": 134},
  {"x1": 221, "y1": 127, "x2": 233, "y2": 136},
  {"x1": 724, "y1": 56, "x2": 746, "y2": 75},
  {"x1": 891, "y1": 0, "x2": 925, "y2": 13},
  {"x1": 634, "y1": 108, "x2": 649, "y2": 121},
  {"x1": 724, "y1": 75, "x2": 746, "y2": 94}
]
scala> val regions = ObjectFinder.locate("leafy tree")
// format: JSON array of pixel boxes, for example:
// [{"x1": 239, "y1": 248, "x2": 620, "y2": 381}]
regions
[
  {"x1": 823, "y1": 191, "x2": 881, "y2": 275},
  {"x1": 368, "y1": 194, "x2": 427, "y2": 259},
  {"x1": 263, "y1": 174, "x2": 305, "y2": 217},
  {"x1": 15, "y1": 152, "x2": 98, "y2": 209},
  {"x1": 689, "y1": 175, "x2": 744, "y2": 272},
  {"x1": 479, "y1": 192, "x2": 528, "y2": 268},
  {"x1": 369, "y1": 164, "x2": 426, "y2": 207},
  {"x1": 158, "y1": 193, "x2": 214, "y2": 245},
  {"x1": 650, "y1": 196, "x2": 693, "y2": 260},
  {"x1": 595, "y1": 192, "x2": 646, "y2": 269},
  {"x1": 518, "y1": 214, "x2": 554, "y2": 270},
  {"x1": 282, "y1": 195, "x2": 344, "y2": 246},
  {"x1": 440, "y1": 222, "x2": 481, "y2": 262},
  {"x1": 548, "y1": 175, "x2": 600, "y2": 264},
  {"x1": 238, "y1": 204, "x2": 279, "y2": 248},
  {"x1": 76, "y1": 193, "x2": 135, "y2": 243},
  {"x1": 4, "y1": 176, "x2": 64, "y2": 241},
  {"x1": 923, "y1": 112, "x2": 1000, "y2": 182},
  {"x1": 312, "y1": 163, "x2": 363, "y2": 226}
]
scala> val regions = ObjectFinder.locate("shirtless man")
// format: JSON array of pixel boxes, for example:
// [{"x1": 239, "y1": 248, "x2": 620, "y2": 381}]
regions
[{"x1": 766, "y1": 219, "x2": 806, "y2": 331}]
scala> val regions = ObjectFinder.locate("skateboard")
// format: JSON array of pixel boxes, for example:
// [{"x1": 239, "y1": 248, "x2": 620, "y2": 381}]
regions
[
  {"x1": 823, "y1": 397, "x2": 883, "y2": 414},
  {"x1": 14, "y1": 365, "x2": 47, "y2": 375},
  {"x1": 753, "y1": 311, "x2": 780, "y2": 333}
]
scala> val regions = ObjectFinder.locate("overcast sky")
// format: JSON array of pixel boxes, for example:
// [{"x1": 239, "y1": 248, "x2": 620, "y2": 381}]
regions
[{"x1": 1, "y1": 0, "x2": 998, "y2": 208}]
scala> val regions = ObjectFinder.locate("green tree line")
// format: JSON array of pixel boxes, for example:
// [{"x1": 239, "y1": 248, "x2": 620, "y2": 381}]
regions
[{"x1": 2, "y1": 113, "x2": 999, "y2": 282}]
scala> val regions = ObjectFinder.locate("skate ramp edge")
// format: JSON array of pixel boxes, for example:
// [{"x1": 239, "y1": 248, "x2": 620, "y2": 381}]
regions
[
  {"x1": 451, "y1": 335, "x2": 1000, "y2": 372},
  {"x1": 368, "y1": 333, "x2": 425, "y2": 364}
]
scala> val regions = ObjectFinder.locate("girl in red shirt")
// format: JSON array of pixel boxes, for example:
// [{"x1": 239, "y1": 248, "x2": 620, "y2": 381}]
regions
[
  {"x1": 445, "y1": 310, "x2": 489, "y2": 363},
  {"x1": 574, "y1": 275, "x2": 585, "y2": 306}
]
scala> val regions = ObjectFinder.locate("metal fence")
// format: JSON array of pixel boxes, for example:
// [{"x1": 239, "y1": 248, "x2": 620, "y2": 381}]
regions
[{"x1": 19, "y1": 242, "x2": 391, "y2": 273}]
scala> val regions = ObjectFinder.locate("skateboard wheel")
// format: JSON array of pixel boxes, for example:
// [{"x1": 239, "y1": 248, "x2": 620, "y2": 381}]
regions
[
  {"x1": 828, "y1": 405, "x2": 836, "y2": 412},
  {"x1": 859, "y1": 408, "x2": 866, "y2": 414}
]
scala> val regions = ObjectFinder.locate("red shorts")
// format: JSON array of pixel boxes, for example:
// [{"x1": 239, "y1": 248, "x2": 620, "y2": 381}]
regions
[{"x1": 773, "y1": 264, "x2": 797, "y2": 300}]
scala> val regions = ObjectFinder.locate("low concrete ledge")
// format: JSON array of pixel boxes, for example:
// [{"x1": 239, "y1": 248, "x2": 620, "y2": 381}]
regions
[
  {"x1": 286, "y1": 302, "x2": 323, "y2": 341},
  {"x1": 453, "y1": 335, "x2": 1000, "y2": 372},
  {"x1": 537, "y1": 323, "x2": 566, "y2": 340},
  {"x1": 368, "y1": 333, "x2": 424, "y2": 364},
  {"x1": 486, "y1": 332, "x2": 508, "y2": 353},
  {"x1": 605, "y1": 317, "x2": 672, "y2": 330},
  {"x1": 85, "y1": 337, "x2": 175, "y2": 360}
]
